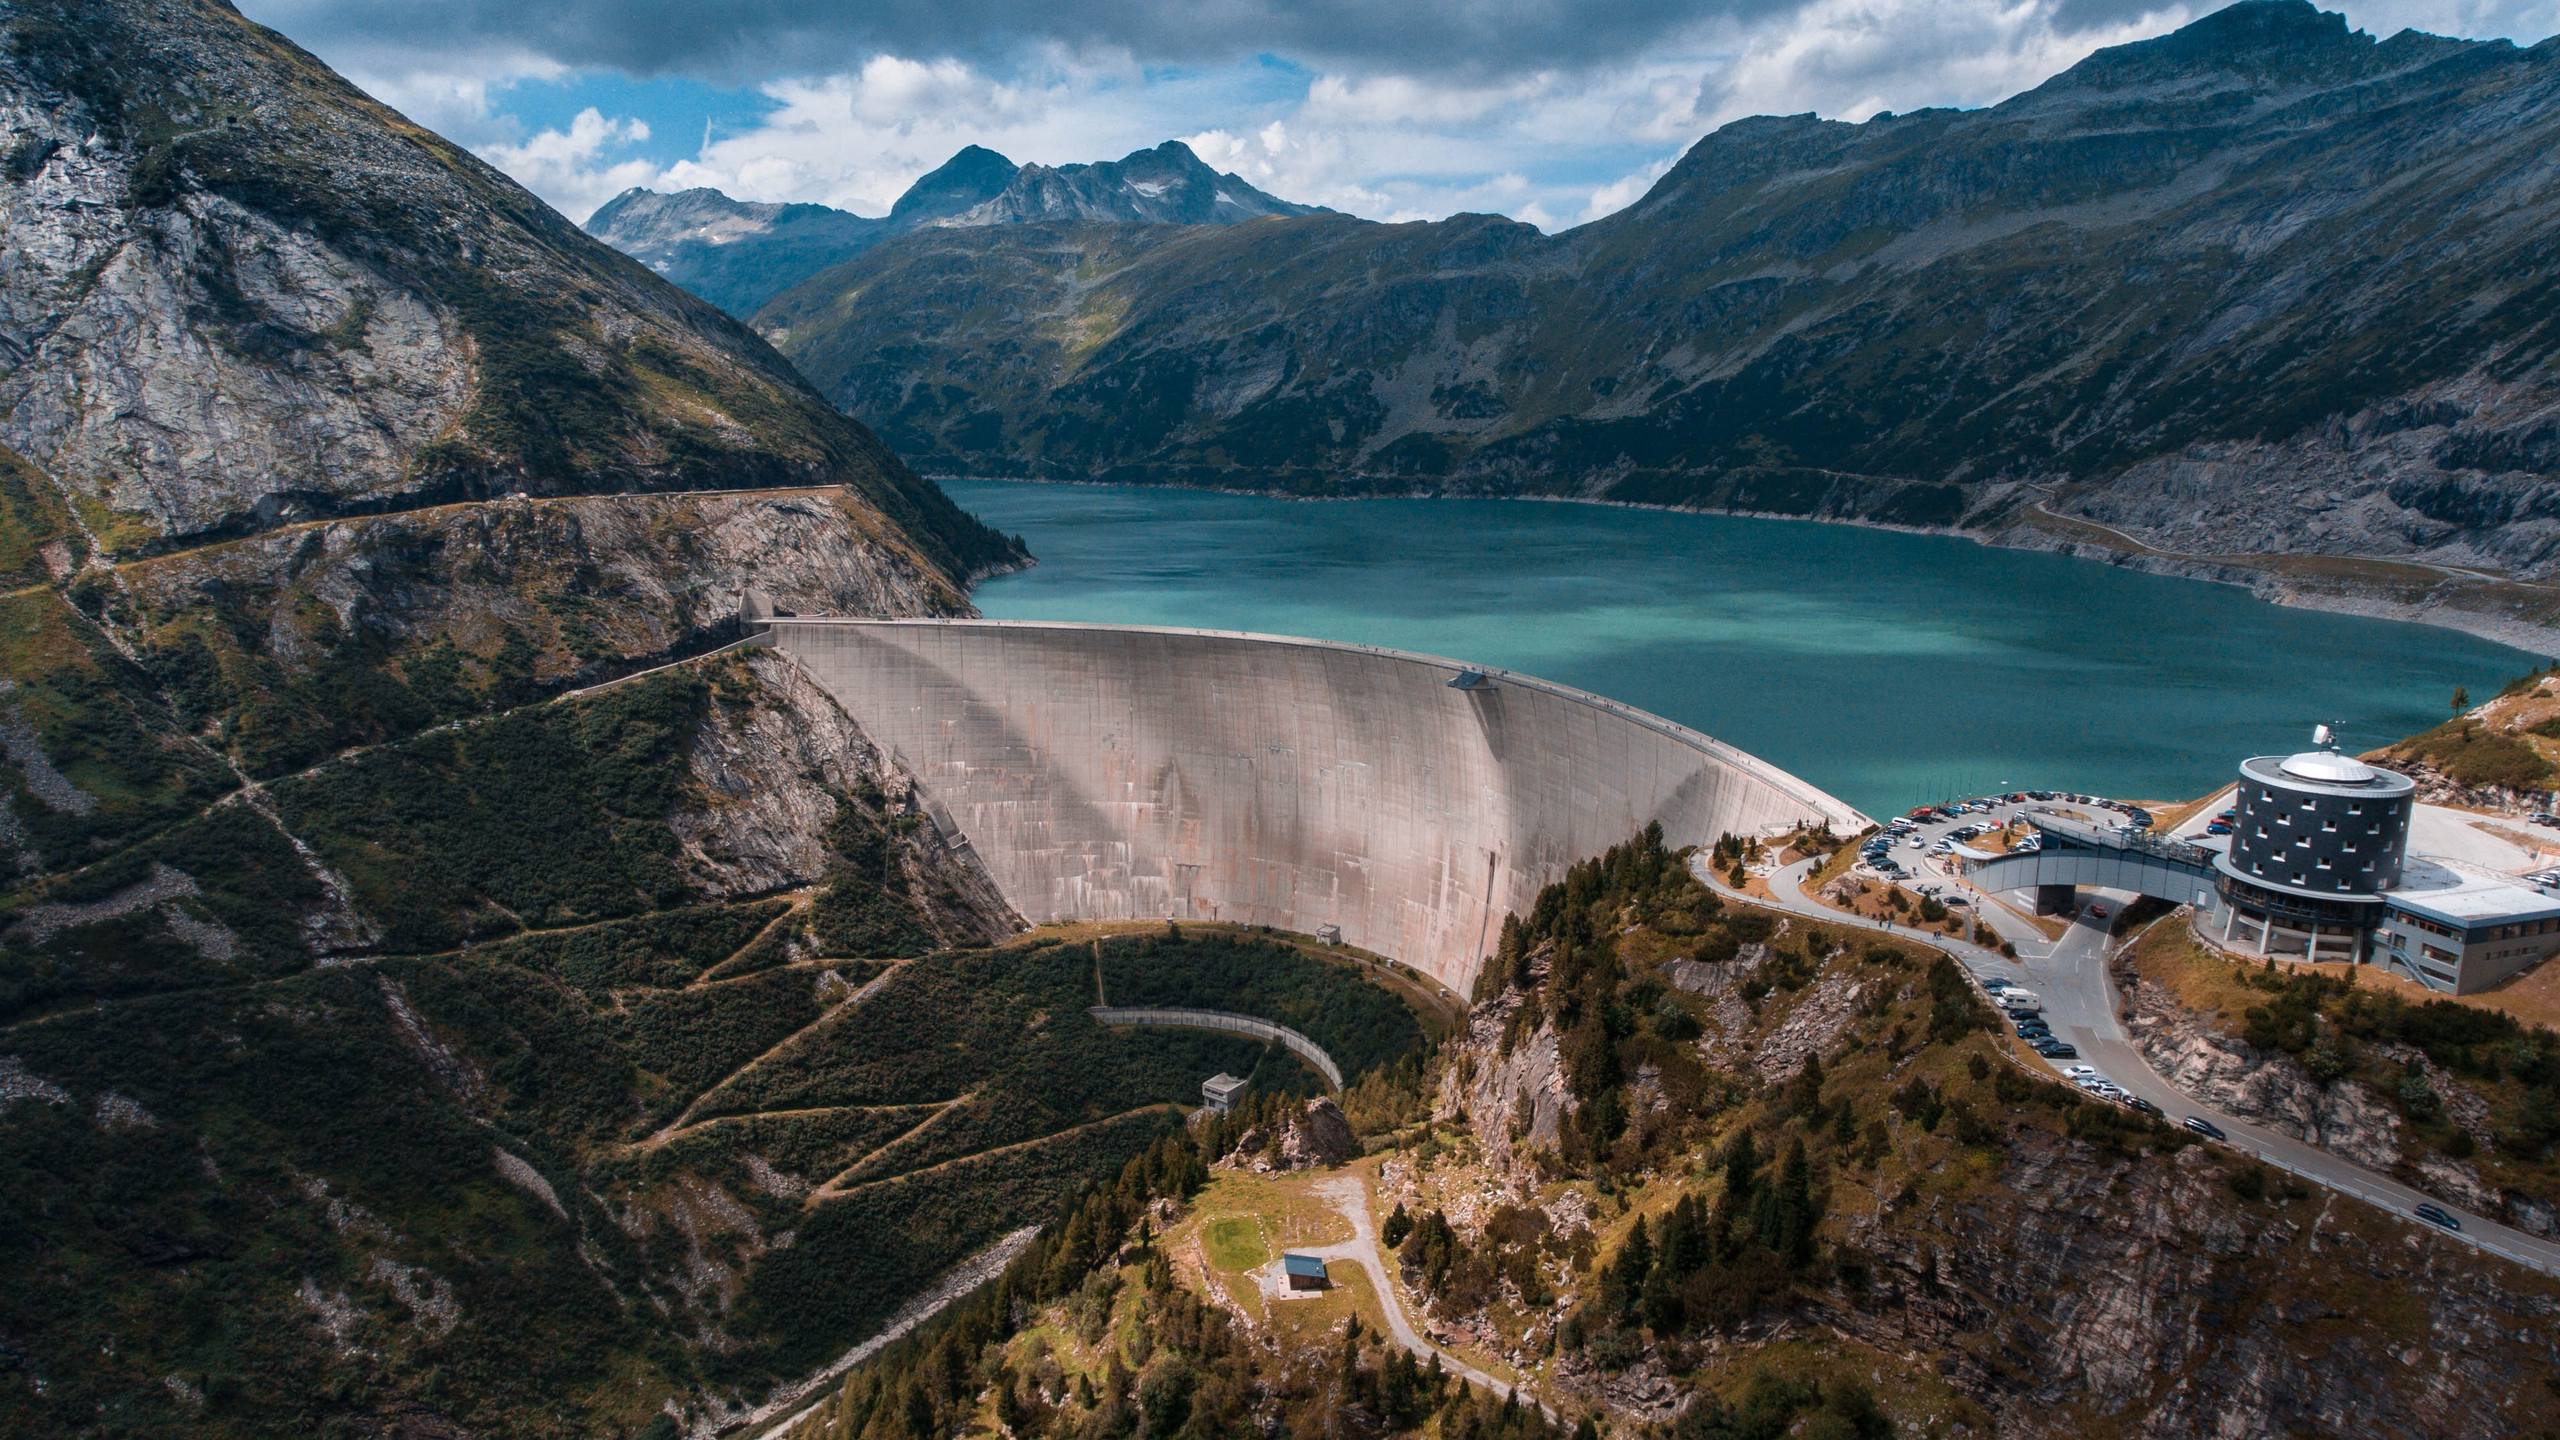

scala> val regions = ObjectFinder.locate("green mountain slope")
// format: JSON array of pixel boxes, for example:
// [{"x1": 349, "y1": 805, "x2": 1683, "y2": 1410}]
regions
[{"x1": 762, "y1": 1, "x2": 2560, "y2": 582}]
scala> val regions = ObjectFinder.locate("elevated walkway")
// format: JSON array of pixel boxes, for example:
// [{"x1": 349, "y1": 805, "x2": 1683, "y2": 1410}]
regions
[
  {"x1": 1088, "y1": 1005, "x2": 1343, "y2": 1089},
  {"x1": 1963, "y1": 814, "x2": 2223, "y2": 915}
]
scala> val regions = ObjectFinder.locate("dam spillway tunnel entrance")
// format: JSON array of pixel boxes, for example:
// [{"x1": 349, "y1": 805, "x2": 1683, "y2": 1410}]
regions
[{"x1": 758, "y1": 619, "x2": 1865, "y2": 997}]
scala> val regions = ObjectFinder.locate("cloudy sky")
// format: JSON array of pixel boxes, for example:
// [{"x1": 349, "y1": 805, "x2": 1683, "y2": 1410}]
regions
[{"x1": 239, "y1": 0, "x2": 2560, "y2": 231}]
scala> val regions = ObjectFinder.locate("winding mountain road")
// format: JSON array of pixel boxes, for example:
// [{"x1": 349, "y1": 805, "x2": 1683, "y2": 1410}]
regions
[
  {"x1": 1708, "y1": 852, "x2": 2560, "y2": 1277},
  {"x1": 1301, "y1": 1176, "x2": 1548, "y2": 1415}
]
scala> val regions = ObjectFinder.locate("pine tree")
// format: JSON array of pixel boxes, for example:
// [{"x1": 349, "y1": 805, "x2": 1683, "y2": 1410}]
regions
[
  {"x1": 1720, "y1": 1129, "x2": 1759, "y2": 1208},
  {"x1": 1603, "y1": 1215, "x2": 1654, "y2": 1314},
  {"x1": 1501, "y1": 913, "x2": 1532, "y2": 989},
  {"x1": 1773, "y1": 1137, "x2": 1818, "y2": 1266}
]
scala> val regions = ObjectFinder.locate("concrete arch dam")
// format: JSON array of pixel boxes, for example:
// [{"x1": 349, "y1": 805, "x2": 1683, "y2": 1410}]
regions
[{"x1": 760, "y1": 620, "x2": 1866, "y2": 996}]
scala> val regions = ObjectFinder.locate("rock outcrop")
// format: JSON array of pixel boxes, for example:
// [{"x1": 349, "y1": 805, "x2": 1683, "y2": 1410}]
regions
[{"x1": 1278, "y1": 1096, "x2": 1360, "y2": 1170}]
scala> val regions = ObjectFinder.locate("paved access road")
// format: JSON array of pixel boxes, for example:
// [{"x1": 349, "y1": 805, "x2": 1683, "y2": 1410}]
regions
[
  {"x1": 1303, "y1": 1176, "x2": 1548, "y2": 1413},
  {"x1": 1715, "y1": 852, "x2": 2560, "y2": 1278}
]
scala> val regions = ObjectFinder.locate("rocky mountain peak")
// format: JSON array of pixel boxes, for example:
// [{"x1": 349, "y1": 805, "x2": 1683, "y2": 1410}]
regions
[
  {"x1": 888, "y1": 143, "x2": 1021, "y2": 223},
  {"x1": 935, "y1": 139, "x2": 1322, "y2": 228},
  {"x1": 2044, "y1": 0, "x2": 2404, "y2": 90}
]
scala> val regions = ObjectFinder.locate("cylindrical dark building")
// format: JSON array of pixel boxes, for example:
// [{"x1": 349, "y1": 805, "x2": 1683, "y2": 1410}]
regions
[{"x1": 2212, "y1": 750, "x2": 2415, "y2": 959}]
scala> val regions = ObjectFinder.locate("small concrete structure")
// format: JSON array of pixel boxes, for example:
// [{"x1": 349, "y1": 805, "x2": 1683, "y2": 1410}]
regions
[
  {"x1": 1282, "y1": 1253, "x2": 1331, "y2": 1291},
  {"x1": 1201, "y1": 1073, "x2": 1248, "y2": 1113}
]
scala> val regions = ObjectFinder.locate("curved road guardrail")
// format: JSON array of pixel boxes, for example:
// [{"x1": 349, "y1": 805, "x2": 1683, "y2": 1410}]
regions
[{"x1": 1088, "y1": 1005, "x2": 1344, "y2": 1090}]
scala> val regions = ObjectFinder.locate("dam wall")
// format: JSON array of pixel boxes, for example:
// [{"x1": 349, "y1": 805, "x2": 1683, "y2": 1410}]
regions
[{"x1": 762, "y1": 620, "x2": 1865, "y2": 996}]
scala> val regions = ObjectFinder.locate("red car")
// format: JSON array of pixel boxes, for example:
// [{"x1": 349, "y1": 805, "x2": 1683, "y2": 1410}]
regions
[{"x1": 2087, "y1": 903, "x2": 2111, "y2": 920}]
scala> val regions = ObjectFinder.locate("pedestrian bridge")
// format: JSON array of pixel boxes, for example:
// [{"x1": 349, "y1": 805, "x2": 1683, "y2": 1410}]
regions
[{"x1": 1963, "y1": 814, "x2": 2223, "y2": 915}]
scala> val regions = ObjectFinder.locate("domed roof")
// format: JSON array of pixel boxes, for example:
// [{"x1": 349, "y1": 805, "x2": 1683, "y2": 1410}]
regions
[{"x1": 2278, "y1": 750, "x2": 2379, "y2": 785}]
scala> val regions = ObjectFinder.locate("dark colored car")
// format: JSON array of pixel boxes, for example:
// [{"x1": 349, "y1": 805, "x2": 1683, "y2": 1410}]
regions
[
  {"x1": 2036, "y1": 1041, "x2": 2077, "y2": 1059},
  {"x1": 2182, "y1": 1116, "x2": 2225, "y2": 1141},
  {"x1": 2127, "y1": 1096, "x2": 2163, "y2": 1118},
  {"x1": 2413, "y1": 1203, "x2": 2462, "y2": 1232}
]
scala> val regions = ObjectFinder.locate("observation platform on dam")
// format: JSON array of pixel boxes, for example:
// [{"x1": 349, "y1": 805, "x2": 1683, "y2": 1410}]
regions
[
  {"x1": 753, "y1": 618, "x2": 1865, "y2": 995},
  {"x1": 1963, "y1": 813, "x2": 2224, "y2": 916}
]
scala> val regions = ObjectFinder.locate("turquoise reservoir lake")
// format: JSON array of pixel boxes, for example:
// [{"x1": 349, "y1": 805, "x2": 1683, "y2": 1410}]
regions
[{"x1": 946, "y1": 480, "x2": 2541, "y2": 818}]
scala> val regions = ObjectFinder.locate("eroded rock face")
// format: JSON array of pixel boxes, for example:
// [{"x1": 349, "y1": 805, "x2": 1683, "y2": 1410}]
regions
[
  {"x1": 0, "y1": 100, "x2": 474, "y2": 537},
  {"x1": 0, "y1": 0, "x2": 1010, "y2": 578},
  {"x1": 1439, "y1": 985, "x2": 1571, "y2": 1164},
  {"x1": 2131, "y1": 1020, "x2": 2408, "y2": 1173},
  {"x1": 113, "y1": 489, "x2": 966, "y2": 702},
  {"x1": 1860, "y1": 1133, "x2": 2560, "y2": 1439},
  {"x1": 677, "y1": 651, "x2": 1015, "y2": 945}
]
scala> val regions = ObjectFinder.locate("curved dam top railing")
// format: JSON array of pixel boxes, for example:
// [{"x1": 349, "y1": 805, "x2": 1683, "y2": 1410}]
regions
[
  {"x1": 1087, "y1": 1006, "x2": 1344, "y2": 1090},
  {"x1": 759, "y1": 618, "x2": 1867, "y2": 995}
]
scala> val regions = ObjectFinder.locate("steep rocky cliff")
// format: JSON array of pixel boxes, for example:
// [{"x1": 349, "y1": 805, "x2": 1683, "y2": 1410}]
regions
[
  {"x1": 589, "y1": 141, "x2": 1318, "y2": 318},
  {"x1": 764, "y1": 1, "x2": 2560, "y2": 598}
]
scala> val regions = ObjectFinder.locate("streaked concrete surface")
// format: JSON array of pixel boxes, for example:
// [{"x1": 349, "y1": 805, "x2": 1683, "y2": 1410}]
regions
[{"x1": 762, "y1": 619, "x2": 1864, "y2": 994}]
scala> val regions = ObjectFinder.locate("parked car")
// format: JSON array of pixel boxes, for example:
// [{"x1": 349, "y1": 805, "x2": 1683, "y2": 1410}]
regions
[
  {"x1": 2413, "y1": 1203, "x2": 2463, "y2": 1232},
  {"x1": 2127, "y1": 1096, "x2": 2164, "y2": 1118},
  {"x1": 2182, "y1": 1116, "x2": 2225, "y2": 1141},
  {"x1": 2206, "y1": 821, "x2": 2232, "y2": 835},
  {"x1": 2039, "y1": 1042, "x2": 2079, "y2": 1059},
  {"x1": 2064, "y1": 1065, "x2": 2098, "y2": 1078}
]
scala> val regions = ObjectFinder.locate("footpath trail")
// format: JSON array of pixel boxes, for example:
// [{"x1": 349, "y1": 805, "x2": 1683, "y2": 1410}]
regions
[
  {"x1": 812, "y1": 1104, "x2": 1182, "y2": 1207},
  {"x1": 1713, "y1": 854, "x2": 2560, "y2": 1278},
  {"x1": 644, "y1": 958, "x2": 916, "y2": 1145},
  {"x1": 1300, "y1": 1174, "x2": 1549, "y2": 1416}
]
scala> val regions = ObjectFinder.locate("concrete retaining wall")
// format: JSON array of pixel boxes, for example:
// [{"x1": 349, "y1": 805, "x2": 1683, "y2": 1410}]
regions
[
  {"x1": 1087, "y1": 1006, "x2": 1343, "y2": 1089},
  {"x1": 763, "y1": 619, "x2": 1864, "y2": 995}
]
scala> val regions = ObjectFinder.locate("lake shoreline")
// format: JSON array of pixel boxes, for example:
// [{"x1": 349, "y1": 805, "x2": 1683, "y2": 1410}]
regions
[
  {"x1": 940, "y1": 476, "x2": 2535, "y2": 815},
  {"x1": 933, "y1": 474, "x2": 2560, "y2": 660}
]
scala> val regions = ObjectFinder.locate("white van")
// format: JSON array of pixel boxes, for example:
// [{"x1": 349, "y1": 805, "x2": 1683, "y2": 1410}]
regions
[{"x1": 1998, "y1": 990, "x2": 2042, "y2": 1011}]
